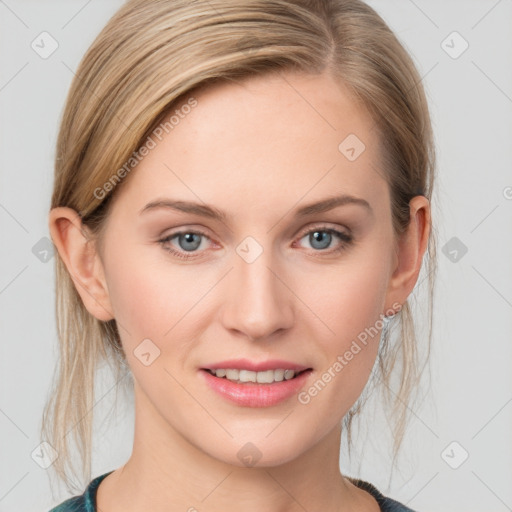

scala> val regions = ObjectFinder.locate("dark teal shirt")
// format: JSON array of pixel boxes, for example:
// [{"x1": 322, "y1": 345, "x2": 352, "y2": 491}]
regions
[{"x1": 49, "y1": 471, "x2": 416, "y2": 511}]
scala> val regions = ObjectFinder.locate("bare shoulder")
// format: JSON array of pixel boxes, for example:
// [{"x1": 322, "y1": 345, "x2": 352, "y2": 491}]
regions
[
  {"x1": 345, "y1": 478, "x2": 382, "y2": 512},
  {"x1": 95, "y1": 469, "x2": 121, "y2": 511}
]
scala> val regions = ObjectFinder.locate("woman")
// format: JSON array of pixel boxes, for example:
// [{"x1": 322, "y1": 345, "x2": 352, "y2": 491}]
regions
[{"x1": 42, "y1": 0, "x2": 436, "y2": 510}]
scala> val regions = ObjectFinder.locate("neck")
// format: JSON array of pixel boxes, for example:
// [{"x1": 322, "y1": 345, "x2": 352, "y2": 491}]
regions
[{"x1": 97, "y1": 382, "x2": 368, "y2": 512}]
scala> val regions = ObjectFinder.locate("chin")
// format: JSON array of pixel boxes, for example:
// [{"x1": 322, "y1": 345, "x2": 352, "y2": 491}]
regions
[{"x1": 199, "y1": 431, "x2": 316, "y2": 469}]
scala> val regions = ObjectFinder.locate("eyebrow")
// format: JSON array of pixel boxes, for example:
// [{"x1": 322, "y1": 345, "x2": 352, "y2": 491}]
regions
[{"x1": 139, "y1": 194, "x2": 372, "y2": 220}]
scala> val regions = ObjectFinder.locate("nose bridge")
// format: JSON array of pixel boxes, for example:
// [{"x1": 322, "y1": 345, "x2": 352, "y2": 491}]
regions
[{"x1": 221, "y1": 240, "x2": 293, "y2": 340}]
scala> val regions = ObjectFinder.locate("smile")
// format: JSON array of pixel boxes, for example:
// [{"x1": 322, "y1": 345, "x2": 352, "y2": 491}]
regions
[
  {"x1": 200, "y1": 367, "x2": 313, "y2": 407},
  {"x1": 205, "y1": 368, "x2": 307, "y2": 384}
]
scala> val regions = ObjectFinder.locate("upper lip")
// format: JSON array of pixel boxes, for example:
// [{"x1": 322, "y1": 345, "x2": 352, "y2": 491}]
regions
[{"x1": 202, "y1": 358, "x2": 311, "y2": 372}]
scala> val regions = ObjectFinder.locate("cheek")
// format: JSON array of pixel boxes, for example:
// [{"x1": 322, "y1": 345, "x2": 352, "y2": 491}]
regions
[
  {"x1": 296, "y1": 248, "x2": 393, "y2": 403},
  {"x1": 103, "y1": 248, "x2": 194, "y2": 347},
  {"x1": 306, "y1": 256, "x2": 390, "y2": 341},
  {"x1": 106, "y1": 260, "x2": 163, "y2": 340},
  {"x1": 103, "y1": 253, "x2": 205, "y2": 398}
]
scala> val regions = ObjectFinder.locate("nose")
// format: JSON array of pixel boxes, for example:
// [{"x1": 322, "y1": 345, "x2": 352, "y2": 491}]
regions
[{"x1": 219, "y1": 247, "x2": 294, "y2": 341}]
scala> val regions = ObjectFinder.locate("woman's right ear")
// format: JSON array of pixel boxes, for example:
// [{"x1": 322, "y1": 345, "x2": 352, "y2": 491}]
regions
[{"x1": 48, "y1": 207, "x2": 114, "y2": 321}]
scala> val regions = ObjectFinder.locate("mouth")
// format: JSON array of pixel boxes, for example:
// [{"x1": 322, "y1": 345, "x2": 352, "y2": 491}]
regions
[
  {"x1": 202, "y1": 368, "x2": 312, "y2": 384},
  {"x1": 199, "y1": 359, "x2": 313, "y2": 407}
]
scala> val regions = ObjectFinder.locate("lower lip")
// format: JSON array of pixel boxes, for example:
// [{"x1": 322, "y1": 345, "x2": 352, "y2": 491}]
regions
[{"x1": 200, "y1": 369, "x2": 312, "y2": 407}]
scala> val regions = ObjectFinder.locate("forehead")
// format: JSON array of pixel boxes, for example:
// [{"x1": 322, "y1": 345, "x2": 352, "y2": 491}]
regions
[
  {"x1": 109, "y1": 70, "x2": 387, "y2": 219},
  {"x1": 182, "y1": 70, "x2": 376, "y2": 161}
]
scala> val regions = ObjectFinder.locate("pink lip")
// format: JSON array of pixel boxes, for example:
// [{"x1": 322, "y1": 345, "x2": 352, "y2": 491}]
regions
[
  {"x1": 202, "y1": 358, "x2": 310, "y2": 372},
  {"x1": 199, "y1": 366, "x2": 313, "y2": 408}
]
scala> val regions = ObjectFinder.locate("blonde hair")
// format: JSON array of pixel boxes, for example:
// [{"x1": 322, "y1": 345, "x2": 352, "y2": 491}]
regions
[{"x1": 41, "y1": 0, "x2": 436, "y2": 492}]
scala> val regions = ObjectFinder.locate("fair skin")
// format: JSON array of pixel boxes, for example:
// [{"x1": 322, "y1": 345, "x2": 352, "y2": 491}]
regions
[{"x1": 49, "y1": 71, "x2": 429, "y2": 512}]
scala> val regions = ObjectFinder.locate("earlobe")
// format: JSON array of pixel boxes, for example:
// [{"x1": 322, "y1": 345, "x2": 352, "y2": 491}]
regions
[
  {"x1": 384, "y1": 196, "x2": 431, "y2": 312},
  {"x1": 48, "y1": 207, "x2": 114, "y2": 321}
]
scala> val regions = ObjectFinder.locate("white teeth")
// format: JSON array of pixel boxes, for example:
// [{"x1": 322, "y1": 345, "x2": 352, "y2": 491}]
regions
[
  {"x1": 239, "y1": 370, "x2": 256, "y2": 382},
  {"x1": 284, "y1": 369, "x2": 295, "y2": 380},
  {"x1": 256, "y1": 370, "x2": 274, "y2": 383},
  {"x1": 211, "y1": 368, "x2": 300, "y2": 383},
  {"x1": 274, "y1": 369, "x2": 285, "y2": 382},
  {"x1": 225, "y1": 369, "x2": 239, "y2": 380}
]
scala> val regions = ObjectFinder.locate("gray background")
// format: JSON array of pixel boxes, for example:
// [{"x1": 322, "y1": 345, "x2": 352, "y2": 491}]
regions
[{"x1": 1, "y1": 1, "x2": 511, "y2": 511}]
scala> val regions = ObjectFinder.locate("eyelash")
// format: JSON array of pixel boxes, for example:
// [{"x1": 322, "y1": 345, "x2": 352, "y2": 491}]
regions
[{"x1": 158, "y1": 226, "x2": 353, "y2": 261}]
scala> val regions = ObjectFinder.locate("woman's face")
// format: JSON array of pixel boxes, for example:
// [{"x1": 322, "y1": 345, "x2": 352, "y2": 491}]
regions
[{"x1": 90, "y1": 71, "x2": 412, "y2": 466}]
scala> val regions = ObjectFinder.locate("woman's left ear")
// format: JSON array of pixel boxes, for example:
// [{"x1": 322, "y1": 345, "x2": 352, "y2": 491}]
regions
[{"x1": 384, "y1": 195, "x2": 431, "y2": 312}]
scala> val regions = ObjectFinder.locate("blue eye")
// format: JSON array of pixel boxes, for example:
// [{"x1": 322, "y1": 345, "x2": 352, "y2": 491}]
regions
[
  {"x1": 309, "y1": 230, "x2": 332, "y2": 250},
  {"x1": 159, "y1": 226, "x2": 353, "y2": 261},
  {"x1": 298, "y1": 228, "x2": 352, "y2": 253},
  {"x1": 176, "y1": 232, "x2": 202, "y2": 251},
  {"x1": 159, "y1": 230, "x2": 210, "y2": 259}
]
